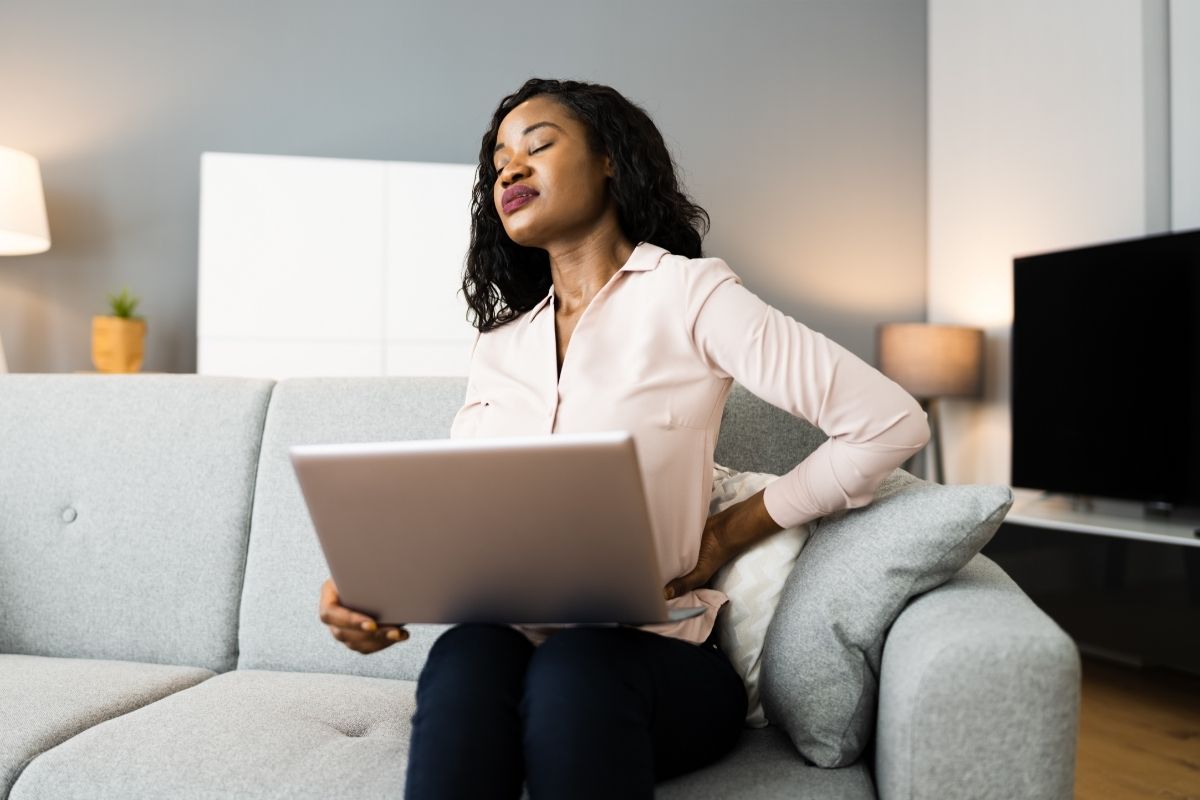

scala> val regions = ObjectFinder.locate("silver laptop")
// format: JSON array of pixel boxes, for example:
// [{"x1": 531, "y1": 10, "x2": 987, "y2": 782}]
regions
[{"x1": 289, "y1": 430, "x2": 706, "y2": 628}]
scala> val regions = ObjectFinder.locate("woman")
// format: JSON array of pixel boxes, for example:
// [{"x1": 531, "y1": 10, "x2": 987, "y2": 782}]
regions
[{"x1": 318, "y1": 77, "x2": 930, "y2": 799}]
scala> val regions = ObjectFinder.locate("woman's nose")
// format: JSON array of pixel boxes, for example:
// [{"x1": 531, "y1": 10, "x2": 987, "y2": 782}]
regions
[{"x1": 499, "y1": 158, "x2": 527, "y2": 185}]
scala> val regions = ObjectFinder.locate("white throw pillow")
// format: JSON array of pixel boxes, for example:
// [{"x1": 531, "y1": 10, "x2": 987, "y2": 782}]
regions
[{"x1": 708, "y1": 463, "x2": 812, "y2": 727}]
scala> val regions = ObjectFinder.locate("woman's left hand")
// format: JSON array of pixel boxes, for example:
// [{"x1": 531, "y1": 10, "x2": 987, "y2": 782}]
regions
[{"x1": 663, "y1": 488, "x2": 782, "y2": 601}]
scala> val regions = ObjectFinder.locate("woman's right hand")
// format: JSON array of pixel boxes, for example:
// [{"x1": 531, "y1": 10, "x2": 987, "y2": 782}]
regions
[{"x1": 319, "y1": 577, "x2": 409, "y2": 654}]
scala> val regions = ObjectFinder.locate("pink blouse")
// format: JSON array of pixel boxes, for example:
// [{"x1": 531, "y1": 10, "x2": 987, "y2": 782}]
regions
[{"x1": 449, "y1": 241, "x2": 930, "y2": 647}]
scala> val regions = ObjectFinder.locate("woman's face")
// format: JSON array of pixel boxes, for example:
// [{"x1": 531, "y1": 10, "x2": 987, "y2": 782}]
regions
[{"x1": 492, "y1": 95, "x2": 613, "y2": 248}]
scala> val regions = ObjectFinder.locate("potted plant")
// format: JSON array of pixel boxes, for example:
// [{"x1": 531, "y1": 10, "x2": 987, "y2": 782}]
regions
[{"x1": 91, "y1": 287, "x2": 147, "y2": 373}]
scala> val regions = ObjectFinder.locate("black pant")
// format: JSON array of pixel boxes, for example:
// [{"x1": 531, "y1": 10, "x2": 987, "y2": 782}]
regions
[{"x1": 404, "y1": 622, "x2": 748, "y2": 799}]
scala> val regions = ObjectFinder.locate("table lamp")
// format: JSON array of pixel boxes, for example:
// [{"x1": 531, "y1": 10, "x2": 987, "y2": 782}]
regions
[
  {"x1": 0, "y1": 145, "x2": 52, "y2": 373},
  {"x1": 877, "y1": 322, "x2": 985, "y2": 484}
]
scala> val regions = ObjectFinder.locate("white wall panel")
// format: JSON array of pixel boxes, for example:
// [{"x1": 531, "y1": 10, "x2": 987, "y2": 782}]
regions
[
  {"x1": 383, "y1": 161, "x2": 479, "y2": 361},
  {"x1": 384, "y1": 341, "x2": 473, "y2": 377},
  {"x1": 197, "y1": 339, "x2": 383, "y2": 379},
  {"x1": 198, "y1": 151, "x2": 478, "y2": 379},
  {"x1": 198, "y1": 152, "x2": 386, "y2": 341},
  {"x1": 1171, "y1": 0, "x2": 1200, "y2": 230}
]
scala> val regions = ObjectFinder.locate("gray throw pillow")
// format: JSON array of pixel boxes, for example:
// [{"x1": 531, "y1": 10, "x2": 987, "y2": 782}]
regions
[{"x1": 759, "y1": 468, "x2": 1013, "y2": 767}]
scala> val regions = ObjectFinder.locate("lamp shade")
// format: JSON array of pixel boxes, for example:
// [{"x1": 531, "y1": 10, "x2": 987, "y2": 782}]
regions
[
  {"x1": 0, "y1": 145, "x2": 51, "y2": 255},
  {"x1": 877, "y1": 322, "x2": 984, "y2": 399}
]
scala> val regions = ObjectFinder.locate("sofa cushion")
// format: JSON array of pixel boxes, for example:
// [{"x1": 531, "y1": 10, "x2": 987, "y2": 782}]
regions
[
  {"x1": 708, "y1": 463, "x2": 812, "y2": 728},
  {"x1": 0, "y1": 375, "x2": 274, "y2": 672},
  {"x1": 655, "y1": 726, "x2": 876, "y2": 800},
  {"x1": 0, "y1": 654, "x2": 213, "y2": 798},
  {"x1": 9, "y1": 668, "x2": 875, "y2": 800},
  {"x1": 9, "y1": 669, "x2": 413, "y2": 800},
  {"x1": 236, "y1": 377, "x2": 466, "y2": 679},
  {"x1": 759, "y1": 469, "x2": 1013, "y2": 767}
]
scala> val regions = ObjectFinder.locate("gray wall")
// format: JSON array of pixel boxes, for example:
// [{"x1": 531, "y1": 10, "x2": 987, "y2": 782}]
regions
[{"x1": 0, "y1": 0, "x2": 927, "y2": 374}]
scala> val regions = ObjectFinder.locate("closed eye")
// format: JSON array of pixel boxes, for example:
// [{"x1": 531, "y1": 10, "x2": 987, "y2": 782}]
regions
[{"x1": 496, "y1": 143, "x2": 552, "y2": 175}]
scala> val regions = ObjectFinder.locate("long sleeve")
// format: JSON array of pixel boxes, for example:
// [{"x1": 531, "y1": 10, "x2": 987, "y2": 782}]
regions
[{"x1": 686, "y1": 258, "x2": 931, "y2": 529}]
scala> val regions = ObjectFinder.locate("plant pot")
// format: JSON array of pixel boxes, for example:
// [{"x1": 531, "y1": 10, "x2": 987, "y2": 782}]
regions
[{"x1": 91, "y1": 316, "x2": 147, "y2": 373}]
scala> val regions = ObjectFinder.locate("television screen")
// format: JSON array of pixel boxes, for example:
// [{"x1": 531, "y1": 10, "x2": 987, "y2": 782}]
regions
[{"x1": 1011, "y1": 228, "x2": 1200, "y2": 510}]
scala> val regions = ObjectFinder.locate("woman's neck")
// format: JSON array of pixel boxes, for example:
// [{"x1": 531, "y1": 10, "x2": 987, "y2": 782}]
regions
[{"x1": 543, "y1": 226, "x2": 635, "y2": 316}]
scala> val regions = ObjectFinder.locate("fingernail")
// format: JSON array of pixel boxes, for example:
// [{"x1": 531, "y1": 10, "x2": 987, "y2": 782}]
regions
[
  {"x1": 387, "y1": 630, "x2": 401, "y2": 641},
  {"x1": 361, "y1": 621, "x2": 376, "y2": 632}
]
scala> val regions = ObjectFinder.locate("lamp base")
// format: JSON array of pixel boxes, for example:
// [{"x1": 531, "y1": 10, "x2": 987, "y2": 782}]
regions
[{"x1": 919, "y1": 397, "x2": 945, "y2": 484}]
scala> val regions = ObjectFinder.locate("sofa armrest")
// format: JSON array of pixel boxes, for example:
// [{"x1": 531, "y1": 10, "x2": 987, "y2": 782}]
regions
[{"x1": 873, "y1": 553, "x2": 1080, "y2": 800}]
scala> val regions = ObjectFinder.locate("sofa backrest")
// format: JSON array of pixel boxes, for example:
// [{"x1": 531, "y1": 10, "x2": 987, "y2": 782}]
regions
[
  {"x1": 235, "y1": 377, "x2": 829, "y2": 679},
  {"x1": 715, "y1": 383, "x2": 829, "y2": 476},
  {"x1": 0, "y1": 374, "x2": 273, "y2": 673},
  {"x1": 235, "y1": 377, "x2": 464, "y2": 679}
]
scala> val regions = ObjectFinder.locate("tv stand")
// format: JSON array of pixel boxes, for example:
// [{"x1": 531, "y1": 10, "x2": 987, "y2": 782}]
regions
[
  {"x1": 1057, "y1": 493, "x2": 1173, "y2": 518},
  {"x1": 1008, "y1": 488, "x2": 1200, "y2": 548},
  {"x1": 988, "y1": 488, "x2": 1200, "y2": 677}
]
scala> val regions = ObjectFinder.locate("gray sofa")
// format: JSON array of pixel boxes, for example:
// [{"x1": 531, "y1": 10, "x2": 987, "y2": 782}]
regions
[{"x1": 0, "y1": 374, "x2": 1080, "y2": 799}]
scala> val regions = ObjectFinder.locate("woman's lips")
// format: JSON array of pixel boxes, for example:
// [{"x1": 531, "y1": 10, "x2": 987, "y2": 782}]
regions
[{"x1": 503, "y1": 193, "x2": 537, "y2": 214}]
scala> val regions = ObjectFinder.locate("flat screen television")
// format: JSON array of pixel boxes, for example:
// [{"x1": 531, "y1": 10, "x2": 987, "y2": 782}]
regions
[{"x1": 1011, "y1": 228, "x2": 1200, "y2": 513}]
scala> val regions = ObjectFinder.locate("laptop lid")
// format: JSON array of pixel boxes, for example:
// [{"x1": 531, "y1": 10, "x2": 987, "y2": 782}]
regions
[{"x1": 290, "y1": 430, "x2": 705, "y2": 627}]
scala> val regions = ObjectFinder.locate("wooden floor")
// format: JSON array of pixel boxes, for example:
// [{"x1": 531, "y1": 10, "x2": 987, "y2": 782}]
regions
[{"x1": 1075, "y1": 655, "x2": 1200, "y2": 799}]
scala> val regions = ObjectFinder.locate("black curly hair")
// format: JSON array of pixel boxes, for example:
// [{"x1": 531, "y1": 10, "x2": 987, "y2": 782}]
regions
[{"x1": 462, "y1": 77, "x2": 711, "y2": 332}]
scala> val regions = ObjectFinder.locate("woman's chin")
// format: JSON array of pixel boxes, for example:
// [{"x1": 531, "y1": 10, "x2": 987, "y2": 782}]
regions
[{"x1": 502, "y1": 227, "x2": 541, "y2": 249}]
